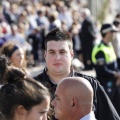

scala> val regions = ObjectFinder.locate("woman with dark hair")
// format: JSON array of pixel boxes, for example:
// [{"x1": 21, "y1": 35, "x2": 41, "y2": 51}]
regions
[
  {"x1": 0, "y1": 66, "x2": 51, "y2": 120},
  {"x1": 0, "y1": 42, "x2": 26, "y2": 69},
  {"x1": 0, "y1": 42, "x2": 30, "y2": 75}
]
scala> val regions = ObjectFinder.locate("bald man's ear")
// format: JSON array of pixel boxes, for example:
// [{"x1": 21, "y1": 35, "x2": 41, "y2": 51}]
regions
[{"x1": 71, "y1": 98, "x2": 78, "y2": 111}]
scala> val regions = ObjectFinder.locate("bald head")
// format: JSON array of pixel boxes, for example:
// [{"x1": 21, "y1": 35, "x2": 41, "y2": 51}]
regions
[
  {"x1": 53, "y1": 77, "x2": 94, "y2": 120},
  {"x1": 58, "y1": 77, "x2": 93, "y2": 108}
]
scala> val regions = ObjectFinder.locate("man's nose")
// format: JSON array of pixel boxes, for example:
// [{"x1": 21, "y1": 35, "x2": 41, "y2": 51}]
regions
[{"x1": 55, "y1": 54, "x2": 60, "y2": 60}]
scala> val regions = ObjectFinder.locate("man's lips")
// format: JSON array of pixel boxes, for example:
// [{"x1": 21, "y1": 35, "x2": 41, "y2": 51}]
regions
[{"x1": 53, "y1": 63, "x2": 62, "y2": 66}]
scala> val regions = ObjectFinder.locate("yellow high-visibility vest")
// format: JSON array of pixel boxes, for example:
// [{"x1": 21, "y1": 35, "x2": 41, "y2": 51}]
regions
[{"x1": 92, "y1": 42, "x2": 116, "y2": 64}]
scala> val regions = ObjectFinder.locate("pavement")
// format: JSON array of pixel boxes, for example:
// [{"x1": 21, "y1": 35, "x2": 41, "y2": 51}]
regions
[{"x1": 27, "y1": 63, "x2": 46, "y2": 77}]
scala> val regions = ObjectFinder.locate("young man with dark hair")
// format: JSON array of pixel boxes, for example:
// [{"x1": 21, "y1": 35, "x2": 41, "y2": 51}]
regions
[{"x1": 35, "y1": 27, "x2": 120, "y2": 120}]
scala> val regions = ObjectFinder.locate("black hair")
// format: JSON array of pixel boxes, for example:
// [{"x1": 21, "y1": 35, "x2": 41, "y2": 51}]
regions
[
  {"x1": 0, "y1": 112, "x2": 5, "y2": 120},
  {"x1": 0, "y1": 54, "x2": 11, "y2": 83},
  {"x1": 45, "y1": 27, "x2": 73, "y2": 50}
]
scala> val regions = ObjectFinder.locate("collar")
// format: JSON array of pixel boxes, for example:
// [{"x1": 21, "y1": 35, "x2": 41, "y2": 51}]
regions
[
  {"x1": 101, "y1": 40, "x2": 111, "y2": 46},
  {"x1": 44, "y1": 66, "x2": 74, "y2": 83},
  {"x1": 80, "y1": 111, "x2": 96, "y2": 120},
  {"x1": 43, "y1": 67, "x2": 57, "y2": 85}
]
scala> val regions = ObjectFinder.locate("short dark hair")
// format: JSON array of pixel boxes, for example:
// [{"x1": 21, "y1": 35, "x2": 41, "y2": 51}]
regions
[
  {"x1": 101, "y1": 31, "x2": 106, "y2": 38},
  {"x1": 45, "y1": 27, "x2": 73, "y2": 50}
]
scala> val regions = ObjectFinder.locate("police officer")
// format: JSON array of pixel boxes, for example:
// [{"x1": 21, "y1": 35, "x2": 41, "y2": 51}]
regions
[{"x1": 92, "y1": 23, "x2": 120, "y2": 116}]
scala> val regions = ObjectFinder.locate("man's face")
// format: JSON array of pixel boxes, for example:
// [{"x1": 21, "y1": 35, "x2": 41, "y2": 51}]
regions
[
  {"x1": 52, "y1": 85, "x2": 71, "y2": 120},
  {"x1": 44, "y1": 41, "x2": 74, "y2": 76},
  {"x1": 10, "y1": 48, "x2": 24, "y2": 68},
  {"x1": 107, "y1": 32, "x2": 114, "y2": 42}
]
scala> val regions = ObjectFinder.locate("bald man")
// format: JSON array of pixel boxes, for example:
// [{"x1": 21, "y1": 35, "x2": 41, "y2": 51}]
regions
[{"x1": 52, "y1": 77, "x2": 96, "y2": 120}]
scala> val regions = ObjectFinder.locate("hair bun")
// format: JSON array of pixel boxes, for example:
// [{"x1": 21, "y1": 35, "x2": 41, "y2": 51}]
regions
[{"x1": 2, "y1": 66, "x2": 26, "y2": 84}]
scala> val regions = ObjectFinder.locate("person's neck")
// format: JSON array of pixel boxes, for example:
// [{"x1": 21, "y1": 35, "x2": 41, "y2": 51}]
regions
[{"x1": 47, "y1": 71, "x2": 71, "y2": 84}]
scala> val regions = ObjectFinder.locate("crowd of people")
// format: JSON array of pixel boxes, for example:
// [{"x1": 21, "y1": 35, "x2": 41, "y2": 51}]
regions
[
  {"x1": 0, "y1": 0, "x2": 120, "y2": 120},
  {"x1": 0, "y1": 0, "x2": 97, "y2": 68},
  {"x1": 0, "y1": 26, "x2": 120, "y2": 120}
]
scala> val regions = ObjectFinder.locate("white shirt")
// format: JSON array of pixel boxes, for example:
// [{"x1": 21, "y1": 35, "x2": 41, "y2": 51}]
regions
[{"x1": 80, "y1": 111, "x2": 97, "y2": 120}]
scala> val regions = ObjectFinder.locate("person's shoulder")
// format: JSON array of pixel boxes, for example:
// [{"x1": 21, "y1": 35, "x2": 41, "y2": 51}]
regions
[
  {"x1": 75, "y1": 71, "x2": 100, "y2": 84},
  {"x1": 34, "y1": 72, "x2": 44, "y2": 81},
  {"x1": 34, "y1": 68, "x2": 49, "y2": 83}
]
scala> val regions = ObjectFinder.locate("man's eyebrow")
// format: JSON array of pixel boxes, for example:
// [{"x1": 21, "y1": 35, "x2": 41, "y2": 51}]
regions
[
  {"x1": 60, "y1": 49, "x2": 66, "y2": 51},
  {"x1": 48, "y1": 49, "x2": 66, "y2": 52}
]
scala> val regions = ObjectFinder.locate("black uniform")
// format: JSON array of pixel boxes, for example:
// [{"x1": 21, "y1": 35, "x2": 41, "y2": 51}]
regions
[
  {"x1": 34, "y1": 67, "x2": 120, "y2": 120},
  {"x1": 92, "y1": 41, "x2": 120, "y2": 116}
]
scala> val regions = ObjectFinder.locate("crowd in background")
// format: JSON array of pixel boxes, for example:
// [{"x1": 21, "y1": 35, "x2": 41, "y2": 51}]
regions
[
  {"x1": 0, "y1": 0, "x2": 120, "y2": 119},
  {"x1": 0, "y1": 0, "x2": 99, "y2": 69},
  {"x1": 1, "y1": 0, "x2": 120, "y2": 71}
]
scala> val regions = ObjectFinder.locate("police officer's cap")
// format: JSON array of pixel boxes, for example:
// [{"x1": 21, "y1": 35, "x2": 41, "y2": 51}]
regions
[{"x1": 101, "y1": 23, "x2": 119, "y2": 34}]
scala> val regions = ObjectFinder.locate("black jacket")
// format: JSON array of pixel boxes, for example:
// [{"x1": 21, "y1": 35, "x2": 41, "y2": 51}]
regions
[{"x1": 34, "y1": 68, "x2": 120, "y2": 120}]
